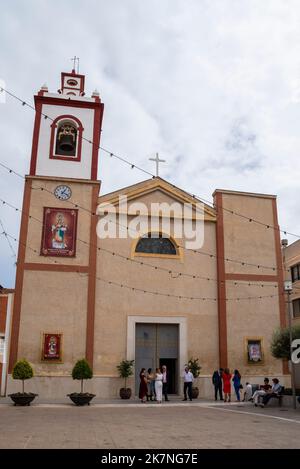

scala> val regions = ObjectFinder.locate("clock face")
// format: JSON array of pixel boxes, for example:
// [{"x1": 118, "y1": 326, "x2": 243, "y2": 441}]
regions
[{"x1": 54, "y1": 185, "x2": 72, "y2": 201}]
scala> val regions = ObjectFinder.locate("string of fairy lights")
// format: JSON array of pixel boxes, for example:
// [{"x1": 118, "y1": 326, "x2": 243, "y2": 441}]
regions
[
  {"x1": 0, "y1": 228, "x2": 286, "y2": 302},
  {"x1": 0, "y1": 84, "x2": 297, "y2": 302},
  {"x1": 0, "y1": 85, "x2": 300, "y2": 240},
  {"x1": 0, "y1": 170, "x2": 294, "y2": 302},
  {"x1": 0, "y1": 195, "x2": 280, "y2": 290},
  {"x1": 0, "y1": 217, "x2": 16, "y2": 260},
  {"x1": 0, "y1": 160, "x2": 290, "y2": 274}
]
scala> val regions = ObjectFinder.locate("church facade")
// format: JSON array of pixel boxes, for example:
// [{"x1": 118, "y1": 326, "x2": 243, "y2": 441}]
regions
[{"x1": 6, "y1": 70, "x2": 290, "y2": 398}]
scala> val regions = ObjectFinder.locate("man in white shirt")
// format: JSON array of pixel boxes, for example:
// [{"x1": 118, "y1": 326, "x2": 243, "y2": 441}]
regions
[
  {"x1": 242, "y1": 382, "x2": 253, "y2": 402},
  {"x1": 182, "y1": 366, "x2": 194, "y2": 401}
]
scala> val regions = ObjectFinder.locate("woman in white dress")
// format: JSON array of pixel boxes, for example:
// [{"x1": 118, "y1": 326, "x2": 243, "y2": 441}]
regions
[{"x1": 155, "y1": 367, "x2": 163, "y2": 403}]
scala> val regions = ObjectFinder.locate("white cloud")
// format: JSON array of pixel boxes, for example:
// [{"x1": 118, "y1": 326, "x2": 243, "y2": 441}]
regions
[{"x1": 1, "y1": 0, "x2": 300, "y2": 286}]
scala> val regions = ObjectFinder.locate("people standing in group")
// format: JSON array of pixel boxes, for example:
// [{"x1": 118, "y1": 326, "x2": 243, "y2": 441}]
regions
[
  {"x1": 155, "y1": 367, "x2": 163, "y2": 403},
  {"x1": 182, "y1": 365, "x2": 194, "y2": 401},
  {"x1": 162, "y1": 365, "x2": 169, "y2": 402},
  {"x1": 222, "y1": 368, "x2": 232, "y2": 402},
  {"x1": 212, "y1": 368, "x2": 224, "y2": 401},
  {"x1": 232, "y1": 369, "x2": 242, "y2": 402},
  {"x1": 250, "y1": 378, "x2": 272, "y2": 406},
  {"x1": 139, "y1": 368, "x2": 148, "y2": 403},
  {"x1": 146, "y1": 368, "x2": 155, "y2": 401}
]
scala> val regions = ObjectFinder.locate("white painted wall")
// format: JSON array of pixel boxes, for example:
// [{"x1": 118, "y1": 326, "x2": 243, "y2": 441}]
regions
[{"x1": 35, "y1": 103, "x2": 95, "y2": 180}]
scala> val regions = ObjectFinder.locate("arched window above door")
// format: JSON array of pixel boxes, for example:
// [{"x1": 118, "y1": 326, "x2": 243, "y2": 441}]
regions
[{"x1": 135, "y1": 233, "x2": 177, "y2": 256}]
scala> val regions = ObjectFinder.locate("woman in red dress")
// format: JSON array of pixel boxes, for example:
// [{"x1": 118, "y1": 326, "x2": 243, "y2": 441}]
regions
[
  {"x1": 222, "y1": 368, "x2": 232, "y2": 402},
  {"x1": 139, "y1": 368, "x2": 148, "y2": 403}
]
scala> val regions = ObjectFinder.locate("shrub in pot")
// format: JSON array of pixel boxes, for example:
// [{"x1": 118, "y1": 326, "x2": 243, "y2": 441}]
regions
[
  {"x1": 9, "y1": 359, "x2": 38, "y2": 406},
  {"x1": 67, "y1": 359, "x2": 95, "y2": 406},
  {"x1": 117, "y1": 359, "x2": 134, "y2": 399},
  {"x1": 271, "y1": 325, "x2": 300, "y2": 359},
  {"x1": 188, "y1": 357, "x2": 202, "y2": 399}
]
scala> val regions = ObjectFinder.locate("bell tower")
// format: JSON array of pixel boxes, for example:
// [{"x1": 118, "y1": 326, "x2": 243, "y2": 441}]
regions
[
  {"x1": 29, "y1": 69, "x2": 104, "y2": 180},
  {"x1": 8, "y1": 70, "x2": 104, "y2": 381}
]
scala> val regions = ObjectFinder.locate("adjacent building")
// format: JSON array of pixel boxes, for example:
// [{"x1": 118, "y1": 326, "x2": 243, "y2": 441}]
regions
[
  {"x1": 0, "y1": 286, "x2": 14, "y2": 396},
  {"x1": 283, "y1": 239, "x2": 300, "y2": 386},
  {"x1": 284, "y1": 239, "x2": 300, "y2": 325}
]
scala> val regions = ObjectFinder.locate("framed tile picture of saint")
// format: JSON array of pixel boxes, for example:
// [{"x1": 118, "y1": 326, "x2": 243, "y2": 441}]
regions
[
  {"x1": 41, "y1": 207, "x2": 78, "y2": 257},
  {"x1": 41, "y1": 333, "x2": 63, "y2": 362},
  {"x1": 246, "y1": 338, "x2": 264, "y2": 365}
]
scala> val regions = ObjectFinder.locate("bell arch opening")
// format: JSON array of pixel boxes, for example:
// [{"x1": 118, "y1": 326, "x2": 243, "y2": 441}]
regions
[{"x1": 55, "y1": 120, "x2": 78, "y2": 157}]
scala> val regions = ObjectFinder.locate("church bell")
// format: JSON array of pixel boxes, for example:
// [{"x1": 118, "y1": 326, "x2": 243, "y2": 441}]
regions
[
  {"x1": 58, "y1": 134, "x2": 75, "y2": 152},
  {"x1": 57, "y1": 124, "x2": 76, "y2": 155}
]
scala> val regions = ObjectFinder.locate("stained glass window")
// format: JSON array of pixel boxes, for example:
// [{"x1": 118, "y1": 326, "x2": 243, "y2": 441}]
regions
[{"x1": 135, "y1": 233, "x2": 177, "y2": 255}]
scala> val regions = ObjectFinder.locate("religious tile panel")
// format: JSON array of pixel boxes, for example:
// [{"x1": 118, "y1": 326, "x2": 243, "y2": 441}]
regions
[
  {"x1": 41, "y1": 333, "x2": 63, "y2": 362},
  {"x1": 245, "y1": 337, "x2": 264, "y2": 365},
  {"x1": 40, "y1": 207, "x2": 78, "y2": 257}
]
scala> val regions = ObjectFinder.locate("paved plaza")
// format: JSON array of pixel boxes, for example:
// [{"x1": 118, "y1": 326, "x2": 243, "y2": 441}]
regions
[{"x1": 0, "y1": 398, "x2": 300, "y2": 449}]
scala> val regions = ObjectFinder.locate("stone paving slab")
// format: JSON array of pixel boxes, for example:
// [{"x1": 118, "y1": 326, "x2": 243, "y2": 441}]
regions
[{"x1": 0, "y1": 400, "x2": 300, "y2": 449}]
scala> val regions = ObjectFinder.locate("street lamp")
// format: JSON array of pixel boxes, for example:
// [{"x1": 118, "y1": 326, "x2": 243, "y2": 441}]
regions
[{"x1": 283, "y1": 279, "x2": 297, "y2": 409}]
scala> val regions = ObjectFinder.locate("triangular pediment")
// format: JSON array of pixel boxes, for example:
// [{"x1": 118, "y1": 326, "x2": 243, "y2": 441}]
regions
[{"x1": 98, "y1": 177, "x2": 216, "y2": 222}]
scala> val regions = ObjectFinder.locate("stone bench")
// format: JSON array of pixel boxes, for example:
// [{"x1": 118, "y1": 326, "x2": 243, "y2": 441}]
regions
[
  {"x1": 257, "y1": 393, "x2": 299, "y2": 407},
  {"x1": 250, "y1": 385, "x2": 285, "y2": 407}
]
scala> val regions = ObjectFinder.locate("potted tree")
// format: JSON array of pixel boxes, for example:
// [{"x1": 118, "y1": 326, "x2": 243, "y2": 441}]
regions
[
  {"x1": 67, "y1": 359, "x2": 95, "y2": 406},
  {"x1": 188, "y1": 357, "x2": 202, "y2": 399},
  {"x1": 271, "y1": 324, "x2": 300, "y2": 360},
  {"x1": 117, "y1": 359, "x2": 134, "y2": 399},
  {"x1": 271, "y1": 325, "x2": 300, "y2": 401},
  {"x1": 9, "y1": 359, "x2": 38, "y2": 406}
]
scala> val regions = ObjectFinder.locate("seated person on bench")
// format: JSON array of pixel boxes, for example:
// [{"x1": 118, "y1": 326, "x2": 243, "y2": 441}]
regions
[
  {"x1": 251, "y1": 378, "x2": 272, "y2": 406},
  {"x1": 260, "y1": 378, "x2": 282, "y2": 407}
]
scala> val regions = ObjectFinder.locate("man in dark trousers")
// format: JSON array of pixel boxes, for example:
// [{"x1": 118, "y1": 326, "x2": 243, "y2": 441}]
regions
[
  {"x1": 162, "y1": 365, "x2": 169, "y2": 401},
  {"x1": 182, "y1": 365, "x2": 194, "y2": 401},
  {"x1": 212, "y1": 368, "x2": 224, "y2": 401}
]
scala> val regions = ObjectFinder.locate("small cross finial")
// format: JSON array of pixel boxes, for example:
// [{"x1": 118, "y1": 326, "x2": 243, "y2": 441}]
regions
[
  {"x1": 70, "y1": 56, "x2": 80, "y2": 73},
  {"x1": 149, "y1": 153, "x2": 166, "y2": 177}
]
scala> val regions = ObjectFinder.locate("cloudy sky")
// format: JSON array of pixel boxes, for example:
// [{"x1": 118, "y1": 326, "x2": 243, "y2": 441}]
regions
[{"x1": 1, "y1": 0, "x2": 300, "y2": 287}]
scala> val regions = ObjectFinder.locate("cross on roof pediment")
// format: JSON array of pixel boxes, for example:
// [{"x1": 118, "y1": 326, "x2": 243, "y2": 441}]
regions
[{"x1": 98, "y1": 177, "x2": 216, "y2": 222}]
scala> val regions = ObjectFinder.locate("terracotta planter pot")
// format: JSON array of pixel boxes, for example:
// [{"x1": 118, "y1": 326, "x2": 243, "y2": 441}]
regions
[
  {"x1": 192, "y1": 387, "x2": 199, "y2": 399},
  {"x1": 67, "y1": 393, "x2": 95, "y2": 406},
  {"x1": 9, "y1": 392, "x2": 38, "y2": 406},
  {"x1": 120, "y1": 388, "x2": 132, "y2": 399}
]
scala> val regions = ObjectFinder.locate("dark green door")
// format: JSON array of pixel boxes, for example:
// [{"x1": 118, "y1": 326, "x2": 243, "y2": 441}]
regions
[{"x1": 135, "y1": 323, "x2": 178, "y2": 395}]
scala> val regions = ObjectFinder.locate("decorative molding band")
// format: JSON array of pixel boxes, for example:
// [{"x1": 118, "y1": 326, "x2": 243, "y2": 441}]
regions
[
  {"x1": 225, "y1": 273, "x2": 279, "y2": 282},
  {"x1": 24, "y1": 263, "x2": 89, "y2": 273}
]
